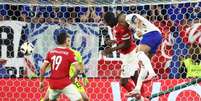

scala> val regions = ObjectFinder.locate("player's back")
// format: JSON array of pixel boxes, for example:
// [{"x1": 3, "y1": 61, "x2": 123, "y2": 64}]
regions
[{"x1": 46, "y1": 47, "x2": 76, "y2": 89}]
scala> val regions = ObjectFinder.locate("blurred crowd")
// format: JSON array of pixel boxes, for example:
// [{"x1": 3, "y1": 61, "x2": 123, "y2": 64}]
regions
[
  {"x1": 0, "y1": 2, "x2": 200, "y2": 78},
  {"x1": 0, "y1": 3, "x2": 200, "y2": 24}
]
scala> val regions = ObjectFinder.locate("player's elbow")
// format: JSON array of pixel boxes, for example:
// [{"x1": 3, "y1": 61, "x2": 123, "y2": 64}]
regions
[
  {"x1": 122, "y1": 39, "x2": 131, "y2": 48},
  {"x1": 123, "y1": 42, "x2": 130, "y2": 49}
]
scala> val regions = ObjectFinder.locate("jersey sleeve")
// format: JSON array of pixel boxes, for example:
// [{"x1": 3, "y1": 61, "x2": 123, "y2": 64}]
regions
[
  {"x1": 44, "y1": 51, "x2": 51, "y2": 63},
  {"x1": 119, "y1": 28, "x2": 131, "y2": 40},
  {"x1": 69, "y1": 52, "x2": 78, "y2": 65}
]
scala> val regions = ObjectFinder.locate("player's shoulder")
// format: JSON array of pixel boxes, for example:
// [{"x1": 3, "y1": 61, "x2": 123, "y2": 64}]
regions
[
  {"x1": 47, "y1": 48, "x2": 56, "y2": 54},
  {"x1": 126, "y1": 13, "x2": 135, "y2": 18},
  {"x1": 56, "y1": 47, "x2": 75, "y2": 54},
  {"x1": 125, "y1": 13, "x2": 138, "y2": 18},
  {"x1": 65, "y1": 48, "x2": 76, "y2": 54},
  {"x1": 127, "y1": 13, "x2": 145, "y2": 20}
]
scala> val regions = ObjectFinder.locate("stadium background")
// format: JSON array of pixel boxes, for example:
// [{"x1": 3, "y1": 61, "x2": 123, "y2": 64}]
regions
[{"x1": 0, "y1": 0, "x2": 201, "y2": 101}]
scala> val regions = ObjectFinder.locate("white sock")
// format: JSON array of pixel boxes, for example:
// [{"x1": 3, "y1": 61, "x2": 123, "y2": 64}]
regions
[
  {"x1": 136, "y1": 51, "x2": 156, "y2": 75},
  {"x1": 134, "y1": 67, "x2": 148, "y2": 92}
]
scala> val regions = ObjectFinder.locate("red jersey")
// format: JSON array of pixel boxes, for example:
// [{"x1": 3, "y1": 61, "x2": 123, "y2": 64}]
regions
[
  {"x1": 45, "y1": 47, "x2": 77, "y2": 89},
  {"x1": 112, "y1": 23, "x2": 135, "y2": 54}
]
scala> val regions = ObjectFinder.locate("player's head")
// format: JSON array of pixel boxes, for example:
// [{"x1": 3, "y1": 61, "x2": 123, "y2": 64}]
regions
[
  {"x1": 103, "y1": 12, "x2": 118, "y2": 27},
  {"x1": 54, "y1": 32, "x2": 69, "y2": 45}
]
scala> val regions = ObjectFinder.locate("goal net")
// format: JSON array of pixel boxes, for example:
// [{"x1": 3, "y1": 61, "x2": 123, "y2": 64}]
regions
[{"x1": 0, "y1": 0, "x2": 201, "y2": 101}]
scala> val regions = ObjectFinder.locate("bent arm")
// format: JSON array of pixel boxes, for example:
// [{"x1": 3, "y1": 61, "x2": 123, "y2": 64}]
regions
[{"x1": 111, "y1": 39, "x2": 130, "y2": 52}]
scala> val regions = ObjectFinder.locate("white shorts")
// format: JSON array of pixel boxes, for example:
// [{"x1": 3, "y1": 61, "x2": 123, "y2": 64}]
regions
[
  {"x1": 48, "y1": 84, "x2": 82, "y2": 101},
  {"x1": 120, "y1": 49, "x2": 139, "y2": 78}
]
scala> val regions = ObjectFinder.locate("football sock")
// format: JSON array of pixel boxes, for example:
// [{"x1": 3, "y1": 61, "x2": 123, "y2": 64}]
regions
[
  {"x1": 123, "y1": 80, "x2": 135, "y2": 92},
  {"x1": 134, "y1": 67, "x2": 147, "y2": 92}
]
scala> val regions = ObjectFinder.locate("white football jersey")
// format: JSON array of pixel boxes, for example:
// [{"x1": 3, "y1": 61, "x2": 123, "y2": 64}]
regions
[{"x1": 125, "y1": 14, "x2": 161, "y2": 35}]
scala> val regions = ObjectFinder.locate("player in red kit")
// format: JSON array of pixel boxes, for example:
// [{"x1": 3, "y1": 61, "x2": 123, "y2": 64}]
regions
[
  {"x1": 39, "y1": 32, "x2": 83, "y2": 101},
  {"x1": 103, "y1": 12, "x2": 162, "y2": 100},
  {"x1": 102, "y1": 12, "x2": 140, "y2": 100}
]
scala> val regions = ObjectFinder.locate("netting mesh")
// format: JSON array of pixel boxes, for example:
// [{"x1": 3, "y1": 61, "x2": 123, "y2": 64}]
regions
[{"x1": 0, "y1": 0, "x2": 201, "y2": 101}]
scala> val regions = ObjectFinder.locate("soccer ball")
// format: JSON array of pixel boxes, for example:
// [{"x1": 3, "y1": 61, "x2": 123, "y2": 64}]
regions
[{"x1": 20, "y1": 42, "x2": 34, "y2": 56}]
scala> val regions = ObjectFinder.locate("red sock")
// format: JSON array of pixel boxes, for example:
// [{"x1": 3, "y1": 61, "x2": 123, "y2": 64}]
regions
[{"x1": 123, "y1": 80, "x2": 134, "y2": 92}]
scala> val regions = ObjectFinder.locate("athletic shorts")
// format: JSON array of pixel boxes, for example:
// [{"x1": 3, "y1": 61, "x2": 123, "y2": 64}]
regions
[
  {"x1": 140, "y1": 31, "x2": 162, "y2": 54},
  {"x1": 73, "y1": 81, "x2": 86, "y2": 93},
  {"x1": 120, "y1": 49, "x2": 139, "y2": 78},
  {"x1": 48, "y1": 84, "x2": 82, "y2": 101}
]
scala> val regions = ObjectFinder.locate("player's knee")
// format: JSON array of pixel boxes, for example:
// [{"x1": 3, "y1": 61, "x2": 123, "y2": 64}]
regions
[
  {"x1": 120, "y1": 78, "x2": 128, "y2": 86},
  {"x1": 137, "y1": 45, "x2": 151, "y2": 54}
]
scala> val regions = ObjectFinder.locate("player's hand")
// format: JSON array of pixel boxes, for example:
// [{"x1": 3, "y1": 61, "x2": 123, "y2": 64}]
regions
[
  {"x1": 39, "y1": 82, "x2": 44, "y2": 92},
  {"x1": 0, "y1": 59, "x2": 7, "y2": 65},
  {"x1": 101, "y1": 47, "x2": 113, "y2": 56},
  {"x1": 82, "y1": 78, "x2": 89, "y2": 86},
  {"x1": 105, "y1": 39, "x2": 116, "y2": 46}
]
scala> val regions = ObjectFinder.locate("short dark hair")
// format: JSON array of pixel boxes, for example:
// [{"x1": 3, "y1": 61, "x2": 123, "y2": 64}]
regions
[
  {"x1": 54, "y1": 32, "x2": 69, "y2": 45},
  {"x1": 103, "y1": 12, "x2": 118, "y2": 27}
]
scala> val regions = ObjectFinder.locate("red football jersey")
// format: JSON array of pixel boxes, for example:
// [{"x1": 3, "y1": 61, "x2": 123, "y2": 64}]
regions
[
  {"x1": 112, "y1": 23, "x2": 136, "y2": 54},
  {"x1": 45, "y1": 47, "x2": 77, "y2": 89}
]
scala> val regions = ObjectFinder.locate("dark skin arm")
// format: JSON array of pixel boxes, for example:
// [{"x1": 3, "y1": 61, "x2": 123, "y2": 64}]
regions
[
  {"x1": 0, "y1": 59, "x2": 7, "y2": 65},
  {"x1": 102, "y1": 39, "x2": 130, "y2": 55}
]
